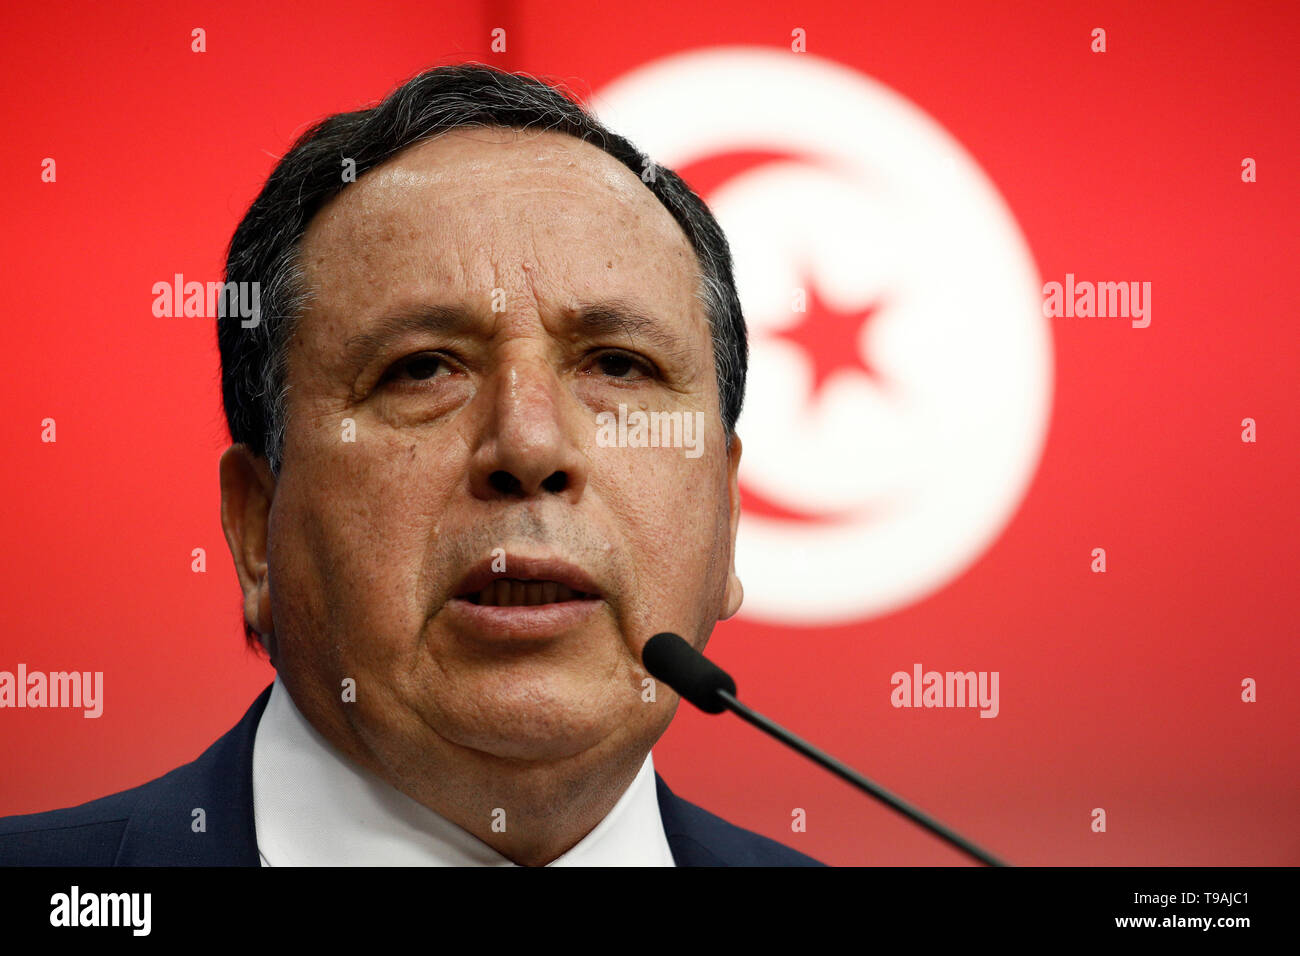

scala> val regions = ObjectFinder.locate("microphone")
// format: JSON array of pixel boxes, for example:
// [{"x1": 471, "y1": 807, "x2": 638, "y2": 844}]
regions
[{"x1": 642, "y1": 632, "x2": 1011, "y2": 867}]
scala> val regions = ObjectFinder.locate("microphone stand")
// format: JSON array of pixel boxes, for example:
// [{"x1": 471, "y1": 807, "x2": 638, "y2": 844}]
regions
[{"x1": 717, "y1": 689, "x2": 1011, "y2": 867}]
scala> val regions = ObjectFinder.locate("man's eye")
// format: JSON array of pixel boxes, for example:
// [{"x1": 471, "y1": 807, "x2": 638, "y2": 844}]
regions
[
  {"x1": 592, "y1": 351, "x2": 654, "y2": 380},
  {"x1": 385, "y1": 352, "x2": 454, "y2": 384}
]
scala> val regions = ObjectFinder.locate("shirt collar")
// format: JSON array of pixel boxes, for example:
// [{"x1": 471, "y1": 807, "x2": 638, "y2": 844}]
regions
[{"x1": 252, "y1": 674, "x2": 675, "y2": 866}]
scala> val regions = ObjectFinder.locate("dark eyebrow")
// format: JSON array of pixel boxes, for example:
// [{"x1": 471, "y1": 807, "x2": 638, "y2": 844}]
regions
[
  {"x1": 338, "y1": 298, "x2": 696, "y2": 371},
  {"x1": 340, "y1": 304, "x2": 475, "y2": 368},
  {"x1": 572, "y1": 300, "x2": 694, "y2": 362}
]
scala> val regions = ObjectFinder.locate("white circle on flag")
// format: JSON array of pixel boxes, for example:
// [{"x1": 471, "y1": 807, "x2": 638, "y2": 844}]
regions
[{"x1": 596, "y1": 48, "x2": 1052, "y2": 625}]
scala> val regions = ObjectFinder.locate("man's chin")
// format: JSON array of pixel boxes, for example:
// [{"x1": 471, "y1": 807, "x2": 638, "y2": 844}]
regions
[
  {"x1": 455, "y1": 732, "x2": 606, "y2": 764},
  {"x1": 432, "y1": 700, "x2": 629, "y2": 764}
]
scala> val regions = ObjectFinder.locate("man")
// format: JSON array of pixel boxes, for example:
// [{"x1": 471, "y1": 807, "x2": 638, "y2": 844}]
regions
[{"x1": 0, "y1": 64, "x2": 822, "y2": 866}]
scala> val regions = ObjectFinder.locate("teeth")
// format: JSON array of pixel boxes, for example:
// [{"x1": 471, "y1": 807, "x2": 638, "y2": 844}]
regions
[{"x1": 469, "y1": 580, "x2": 588, "y2": 606}]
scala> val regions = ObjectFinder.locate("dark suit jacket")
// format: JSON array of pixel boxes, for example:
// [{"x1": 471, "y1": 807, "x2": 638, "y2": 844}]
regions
[{"x1": 0, "y1": 683, "x2": 823, "y2": 867}]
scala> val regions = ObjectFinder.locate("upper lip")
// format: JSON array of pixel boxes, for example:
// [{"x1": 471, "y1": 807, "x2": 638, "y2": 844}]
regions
[{"x1": 452, "y1": 555, "x2": 603, "y2": 600}]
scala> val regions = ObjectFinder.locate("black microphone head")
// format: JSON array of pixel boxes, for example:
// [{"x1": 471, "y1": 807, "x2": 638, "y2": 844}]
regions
[{"x1": 642, "y1": 632, "x2": 736, "y2": 714}]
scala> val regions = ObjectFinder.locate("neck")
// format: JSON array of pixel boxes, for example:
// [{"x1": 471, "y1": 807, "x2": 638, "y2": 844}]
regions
[
  {"x1": 419, "y1": 747, "x2": 648, "y2": 865},
  {"x1": 284, "y1": 675, "x2": 651, "y2": 865}
]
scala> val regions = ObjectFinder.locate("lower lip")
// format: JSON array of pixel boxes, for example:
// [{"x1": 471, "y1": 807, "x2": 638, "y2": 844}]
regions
[{"x1": 444, "y1": 597, "x2": 604, "y2": 642}]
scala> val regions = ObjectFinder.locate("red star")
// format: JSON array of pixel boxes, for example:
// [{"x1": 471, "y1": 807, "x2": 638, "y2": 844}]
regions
[{"x1": 767, "y1": 277, "x2": 887, "y2": 400}]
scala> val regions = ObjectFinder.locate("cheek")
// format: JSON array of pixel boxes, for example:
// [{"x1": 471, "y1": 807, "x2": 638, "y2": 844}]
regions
[
  {"x1": 596, "y1": 445, "x2": 732, "y2": 613},
  {"x1": 270, "y1": 426, "x2": 459, "y2": 646}
]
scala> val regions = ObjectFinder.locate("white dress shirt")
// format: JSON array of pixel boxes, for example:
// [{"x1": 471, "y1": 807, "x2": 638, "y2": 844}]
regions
[{"x1": 251, "y1": 675, "x2": 676, "y2": 866}]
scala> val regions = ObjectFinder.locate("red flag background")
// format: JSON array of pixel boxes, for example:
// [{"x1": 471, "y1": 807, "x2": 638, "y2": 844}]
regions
[{"x1": 1, "y1": 0, "x2": 1296, "y2": 865}]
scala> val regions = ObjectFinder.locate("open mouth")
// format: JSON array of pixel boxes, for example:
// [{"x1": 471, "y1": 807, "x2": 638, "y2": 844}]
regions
[{"x1": 460, "y1": 579, "x2": 598, "y2": 607}]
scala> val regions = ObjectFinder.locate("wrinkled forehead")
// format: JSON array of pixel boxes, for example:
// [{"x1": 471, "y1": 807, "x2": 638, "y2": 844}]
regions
[{"x1": 296, "y1": 127, "x2": 704, "y2": 324}]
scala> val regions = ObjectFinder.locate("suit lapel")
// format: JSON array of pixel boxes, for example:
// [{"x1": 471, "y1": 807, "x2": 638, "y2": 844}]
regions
[{"x1": 655, "y1": 772, "x2": 729, "y2": 866}]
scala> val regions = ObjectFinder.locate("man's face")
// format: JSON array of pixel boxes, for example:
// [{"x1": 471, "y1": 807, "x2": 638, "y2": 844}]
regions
[{"x1": 255, "y1": 127, "x2": 743, "y2": 787}]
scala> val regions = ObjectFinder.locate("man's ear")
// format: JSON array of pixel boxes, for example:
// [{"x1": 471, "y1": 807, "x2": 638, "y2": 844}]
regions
[
  {"x1": 219, "y1": 445, "x2": 277, "y2": 646},
  {"x1": 720, "y1": 432, "x2": 744, "y2": 620}
]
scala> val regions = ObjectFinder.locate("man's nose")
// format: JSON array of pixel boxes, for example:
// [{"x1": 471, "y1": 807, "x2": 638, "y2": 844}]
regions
[{"x1": 468, "y1": 359, "x2": 589, "y2": 501}]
